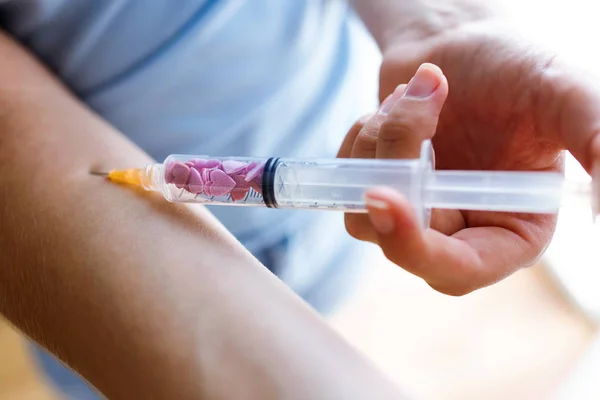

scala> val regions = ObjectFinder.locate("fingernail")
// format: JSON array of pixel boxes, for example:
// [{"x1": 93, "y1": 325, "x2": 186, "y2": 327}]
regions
[
  {"x1": 378, "y1": 84, "x2": 406, "y2": 115},
  {"x1": 365, "y1": 196, "x2": 395, "y2": 234},
  {"x1": 404, "y1": 64, "x2": 442, "y2": 99}
]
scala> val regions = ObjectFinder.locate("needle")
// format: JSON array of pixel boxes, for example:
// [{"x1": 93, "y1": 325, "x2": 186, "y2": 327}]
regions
[{"x1": 89, "y1": 171, "x2": 109, "y2": 176}]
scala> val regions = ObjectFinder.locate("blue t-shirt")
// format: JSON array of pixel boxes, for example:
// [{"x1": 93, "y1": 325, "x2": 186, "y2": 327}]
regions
[
  {"x1": 1, "y1": 0, "x2": 379, "y2": 396},
  {"x1": 1, "y1": 0, "x2": 376, "y2": 255}
]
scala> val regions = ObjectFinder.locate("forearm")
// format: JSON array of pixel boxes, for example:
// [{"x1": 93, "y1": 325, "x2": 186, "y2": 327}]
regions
[
  {"x1": 351, "y1": 0, "x2": 499, "y2": 50},
  {"x1": 0, "y1": 32, "x2": 402, "y2": 399}
]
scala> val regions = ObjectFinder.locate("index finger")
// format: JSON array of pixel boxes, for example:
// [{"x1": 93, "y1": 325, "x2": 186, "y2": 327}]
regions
[{"x1": 349, "y1": 85, "x2": 406, "y2": 159}]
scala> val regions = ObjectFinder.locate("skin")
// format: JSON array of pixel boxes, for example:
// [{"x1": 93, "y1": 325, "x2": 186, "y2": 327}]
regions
[
  {"x1": 349, "y1": 1, "x2": 600, "y2": 296},
  {"x1": 0, "y1": 31, "x2": 404, "y2": 399}
]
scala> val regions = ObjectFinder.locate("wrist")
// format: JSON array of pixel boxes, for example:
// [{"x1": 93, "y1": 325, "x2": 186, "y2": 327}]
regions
[
  {"x1": 377, "y1": 19, "x2": 504, "y2": 103},
  {"x1": 353, "y1": 0, "x2": 501, "y2": 53}
]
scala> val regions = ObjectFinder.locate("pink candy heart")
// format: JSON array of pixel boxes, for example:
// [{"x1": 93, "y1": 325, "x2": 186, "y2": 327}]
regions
[
  {"x1": 222, "y1": 160, "x2": 248, "y2": 175},
  {"x1": 190, "y1": 159, "x2": 222, "y2": 170},
  {"x1": 204, "y1": 181, "x2": 214, "y2": 196},
  {"x1": 230, "y1": 175, "x2": 251, "y2": 201},
  {"x1": 206, "y1": 160, "x2": 222, "y2": 168},
  {"x1": 166, "y1": 162, "x2": 191, "y2": 188},
  {"x1": 250, "y1": 180, "x2": 262, "y2": 195},
  {"x1": 200, "y1": 168, "x2": 211, "y2": 183},
  {"x1": 245, "y1": 162, "x2": 265, "y2": 182},
  {"x1": 187, "y1": 168, "x2": 204, "y2": 194},
  {"x1": 208, "y1": 169, "x2": 236, "y2": 197},
  {"x1": 233, "y1": 175, "x2": 251, "y2": 189},
  {"x1": 244, "y1": 162, "x2": 258, "y2": 174}
]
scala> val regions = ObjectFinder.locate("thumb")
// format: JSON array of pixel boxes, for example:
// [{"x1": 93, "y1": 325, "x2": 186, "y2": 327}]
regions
[{"x1": 376, "y1": 63, "x2": 449, "y2": 159}]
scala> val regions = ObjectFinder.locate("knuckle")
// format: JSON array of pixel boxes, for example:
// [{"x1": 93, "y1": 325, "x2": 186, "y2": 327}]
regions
[
  {"x1": 379, "y1": 117, "x2": 412, "y2": 139},
  {"x1": 379, "y1": 113, "x2": 435, "y2": 143},
  {"x1": 352, "y1": 131, "x2": 378, "y2": 156},
  {"x1": 361, "y1": 125, "x2": 380, "y2": 139}
]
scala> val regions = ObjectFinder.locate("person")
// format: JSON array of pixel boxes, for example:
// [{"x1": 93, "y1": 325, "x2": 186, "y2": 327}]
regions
[{"x1": 1, "y1": 0, "x2": 600, "y2": 398}]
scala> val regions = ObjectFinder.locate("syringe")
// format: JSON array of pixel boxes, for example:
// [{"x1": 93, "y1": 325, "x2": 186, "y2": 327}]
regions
[{"x1": 94, "y1": 141, "x2": 591, "y2": 227}]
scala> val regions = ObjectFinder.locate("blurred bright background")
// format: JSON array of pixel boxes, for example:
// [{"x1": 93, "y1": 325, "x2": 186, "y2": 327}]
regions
[{"x1": 2, "y1": 1, "x2": 600, "y2": 399}]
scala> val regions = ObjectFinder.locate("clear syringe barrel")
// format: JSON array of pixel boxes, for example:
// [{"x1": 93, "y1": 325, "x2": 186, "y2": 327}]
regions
[
  {"x1": 132, "y1": 141, "x2": 585, "y2": 230},
  {"x1": 140, "y1": 143, "x2": 434, "y2": 225}
]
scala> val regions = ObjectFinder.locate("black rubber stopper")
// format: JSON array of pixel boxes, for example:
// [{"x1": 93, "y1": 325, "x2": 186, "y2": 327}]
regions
[{"x1": 262, "y1": 157, "x2": 280, "y2": 208}]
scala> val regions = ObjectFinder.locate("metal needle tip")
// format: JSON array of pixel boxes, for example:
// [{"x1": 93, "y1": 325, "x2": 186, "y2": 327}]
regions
[{"x1": 89, "y1": 171, "x2": 109, "y2": 176}]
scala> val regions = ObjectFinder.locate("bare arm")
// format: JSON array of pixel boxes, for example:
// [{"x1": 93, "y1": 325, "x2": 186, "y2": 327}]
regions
[{"x1": 0, "y1": 31, "x2": 403, "y2": 399}]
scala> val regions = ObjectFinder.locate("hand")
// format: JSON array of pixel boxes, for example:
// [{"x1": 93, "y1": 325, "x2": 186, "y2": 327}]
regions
[{"x1": 341, "y1": 22, "x2": 600, "y2": 295}]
